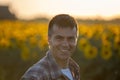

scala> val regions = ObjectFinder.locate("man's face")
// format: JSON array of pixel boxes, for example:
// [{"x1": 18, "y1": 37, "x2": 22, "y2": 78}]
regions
[{"x1": 48, "y1": 25, "x2": 78, "y2": 60}]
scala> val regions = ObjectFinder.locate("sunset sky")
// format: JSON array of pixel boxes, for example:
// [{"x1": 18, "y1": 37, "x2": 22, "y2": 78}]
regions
[{"x1": 0, "y1": 0, "x2": 120, "y2": 20}]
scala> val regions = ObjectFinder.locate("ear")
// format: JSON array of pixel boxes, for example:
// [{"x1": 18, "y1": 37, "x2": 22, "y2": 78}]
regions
[{"x1": 48, "y1": 36, "x2": 51, "y2": 44}]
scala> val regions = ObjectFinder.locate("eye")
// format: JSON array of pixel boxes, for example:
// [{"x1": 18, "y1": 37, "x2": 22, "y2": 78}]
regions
[
  {"x1": 68, "y1": 37, "x2": 75, "y2": 42},
  {"x1": 55, "y1": 36, "x2": 63, "y2": 40}
]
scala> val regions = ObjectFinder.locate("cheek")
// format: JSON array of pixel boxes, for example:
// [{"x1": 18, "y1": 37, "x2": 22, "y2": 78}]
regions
[
  {"x1": 72, "y1": 45, "x2": 76, "y2": 49},
  {"x1": 51, "y1": 40, "x2": 60, "y2": 47},
  {"x1": 70, "y1": 43, "x2": 77, "y2": 50},
  {"x1": 70, "y1": 42, "x2": 77, "y2": 46}
]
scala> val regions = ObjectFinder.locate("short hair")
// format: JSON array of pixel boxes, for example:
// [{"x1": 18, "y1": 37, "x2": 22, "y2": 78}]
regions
[{"x1": 48, "y1": 14, "x2": 78, "y2": 37}]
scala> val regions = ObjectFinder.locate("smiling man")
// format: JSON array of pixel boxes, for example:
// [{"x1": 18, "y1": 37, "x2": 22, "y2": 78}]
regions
[{"x1": 21, "y1": 14, "x2": 80, "y2": 80}]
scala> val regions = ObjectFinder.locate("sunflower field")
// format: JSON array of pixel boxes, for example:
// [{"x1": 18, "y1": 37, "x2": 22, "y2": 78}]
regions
[{"x1": 0, "y1": 20, "x2": 120, "y2": 80}]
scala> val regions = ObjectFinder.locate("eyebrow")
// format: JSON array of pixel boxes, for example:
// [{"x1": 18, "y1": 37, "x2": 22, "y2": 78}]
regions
[
  {"x1": 55, "y1": 35, "x2": 63, "y2": 38},
  {"x1": 55, "y1": 35, "x2": 75, "y2": 38}
]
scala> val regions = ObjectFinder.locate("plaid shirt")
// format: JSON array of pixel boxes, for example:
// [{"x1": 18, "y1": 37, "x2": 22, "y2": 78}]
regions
[{"x1": 21, "y1": 51, "x2": 80, "y2": 80}]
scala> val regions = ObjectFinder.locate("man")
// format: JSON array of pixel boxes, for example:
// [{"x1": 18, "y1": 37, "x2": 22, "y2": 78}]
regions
[{"x1": 21, "y1": 14, "x2": 80, "y2": 80}]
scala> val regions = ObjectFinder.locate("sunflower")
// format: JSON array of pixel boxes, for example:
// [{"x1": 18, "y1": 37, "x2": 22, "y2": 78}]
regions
[
  {"x1": 84, "y1": 46, "x2": 98, "y2": 59},
  {"x1": 0, "y1": 38, "x2": 10, "y2": 47},
  {"x1": 13, "y1": 30, "x2": 26, "y2": 42},
  {"x1": 113, "y1": 36, "x2": 120, "y2": 57},
  {"x1": 101, "y1": 48, "x2": 112, "y2": 60},
  {"x1": 38, "y1": 38, "x2": 48, "y2": 50},
  {"x1": 29, "y1": 36, "x2": 38, "y2": 46},
  {"x1": 102, "y1": 40, "x2": 112, "y2": 50},
  {"x1": 101, "y1": 32, "x2": 111, "y2": 43},
  {"x1": 84, "y1": 28, "x2": 94, "y2": 39},
  {"x1": 78, "y1": 38, "x2": 90, "y2": 51},
  {"x1": 21, "y1": 46, "x2": 30, "y2": 61}
]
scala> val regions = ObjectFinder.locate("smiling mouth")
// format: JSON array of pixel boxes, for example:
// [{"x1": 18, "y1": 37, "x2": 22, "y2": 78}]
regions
[
  {"x1": 61, "y1": 49, "x2": 69, "y2": 52},
  {"x1": 61, "y1": 49, "x2": 71, "y2": 54}
]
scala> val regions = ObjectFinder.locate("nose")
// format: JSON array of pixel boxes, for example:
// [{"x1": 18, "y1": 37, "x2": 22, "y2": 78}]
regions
[{"x1": 62, "y1": 39, "x2": 69, "y2": 48}]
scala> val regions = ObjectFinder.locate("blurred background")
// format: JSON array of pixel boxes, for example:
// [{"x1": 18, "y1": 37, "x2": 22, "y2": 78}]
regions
[{"x1": 0, "y1": 0, "x2": 120, "y2": 80}]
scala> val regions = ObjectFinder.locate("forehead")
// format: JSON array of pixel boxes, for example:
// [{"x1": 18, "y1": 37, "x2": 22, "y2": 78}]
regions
[
  {"x1": 52, "y1": 25, "x2": 77, "y2": 36},
  {"x1": 52, "y1": 24, "x2": 76, "y2": 31}
]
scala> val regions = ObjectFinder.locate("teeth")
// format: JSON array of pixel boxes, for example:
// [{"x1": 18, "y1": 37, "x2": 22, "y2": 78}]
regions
[{"x1": 62, "y1": 50, "x2": 69, "y2": 53}]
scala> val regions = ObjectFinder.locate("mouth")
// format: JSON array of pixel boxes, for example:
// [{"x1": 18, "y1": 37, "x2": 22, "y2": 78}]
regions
[
  {"x1": 61, "y1": 49, "x2": 69, "y2": 52},
  {"x1": 61, "y1": 49, "x2": 71, "y2": 55}
]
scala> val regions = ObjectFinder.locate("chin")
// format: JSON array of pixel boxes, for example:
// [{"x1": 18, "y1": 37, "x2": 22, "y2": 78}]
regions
[{"x1": 61, "y1": 56, "x2": 70, "y2": 60}]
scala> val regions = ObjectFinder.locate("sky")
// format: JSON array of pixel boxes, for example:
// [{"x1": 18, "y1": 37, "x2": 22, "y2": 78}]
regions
[{"x1": 0, "y1": 0, "x2": 120, "y2": 20}]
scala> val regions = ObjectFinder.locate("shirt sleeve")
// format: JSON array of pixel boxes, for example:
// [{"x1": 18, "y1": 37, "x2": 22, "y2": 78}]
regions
[
  {"x1": 20, "y1": 76, "x2": 37, "y2": 80},
  {"x1": 20, "y1": 66, "x2": 48, "y2": 80}
]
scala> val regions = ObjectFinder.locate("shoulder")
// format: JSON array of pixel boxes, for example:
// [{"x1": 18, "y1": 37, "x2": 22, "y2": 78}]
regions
[
  {"x1": 69, "y1": 58, "x2": 80, "y2": 69},
  {"x1": 69, "y1": 58, "x2": 80, "y2": 74},
  {"x1": 21, "y1": 57, "x2": 49, "y2": 80},
  {"x1": 69, "y1": 58, "x2": 80, "y2": 79}
]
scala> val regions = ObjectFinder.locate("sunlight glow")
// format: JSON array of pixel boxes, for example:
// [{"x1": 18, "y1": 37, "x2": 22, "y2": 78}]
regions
[{"x1": 0, "y1": 0, "x2": 120, "y2": 20}]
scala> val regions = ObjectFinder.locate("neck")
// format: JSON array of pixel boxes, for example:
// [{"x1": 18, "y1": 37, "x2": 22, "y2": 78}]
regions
[
  {"x1": 55, "y1": 57, "x2": 69, "y2": 69},
  {"x1": 49, "y1": 50, "x2": 70, "y2": 69}
]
